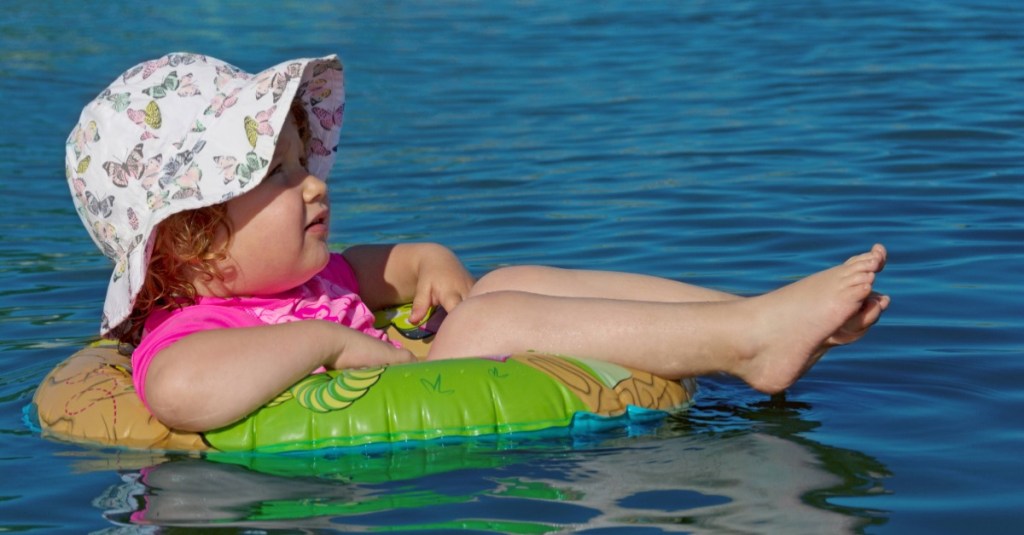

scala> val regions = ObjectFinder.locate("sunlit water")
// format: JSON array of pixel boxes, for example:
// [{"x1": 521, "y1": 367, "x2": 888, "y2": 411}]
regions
[{"x1": 2, "y1": 1, "x2": 1022, "y2": 533}]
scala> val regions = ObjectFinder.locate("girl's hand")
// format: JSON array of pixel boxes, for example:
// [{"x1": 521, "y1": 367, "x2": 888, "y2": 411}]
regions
[
  {"x1": 344, "y1": 242, "x2": 476, "y2": 324},
  {"x1": 410, "y1": 244, "x2": 475, "y2": 324},
  {"x1": 328, "y1": 326, "x2": 417, "y2": 369}
]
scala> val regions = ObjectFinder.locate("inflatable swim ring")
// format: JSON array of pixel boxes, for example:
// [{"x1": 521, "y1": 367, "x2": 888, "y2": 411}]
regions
[{"x1": 33, "y1": 306, "x2": 695, "y2": 453}]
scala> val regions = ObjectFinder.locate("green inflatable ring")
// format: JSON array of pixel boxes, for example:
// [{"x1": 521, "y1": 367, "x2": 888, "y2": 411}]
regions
[{"x1": 33, "y1": 306, "x2": 695, "y2": 453}]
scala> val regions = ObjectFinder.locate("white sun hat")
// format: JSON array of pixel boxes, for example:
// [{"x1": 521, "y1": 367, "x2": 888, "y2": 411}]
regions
[{"x1": 65, "y1": 52, "x2": 345, "y2": 337}]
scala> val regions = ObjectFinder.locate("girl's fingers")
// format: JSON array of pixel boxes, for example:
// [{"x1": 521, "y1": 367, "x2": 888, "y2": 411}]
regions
[{"x1": 410, "y1": 286, "x2": 432, "y2": 324}]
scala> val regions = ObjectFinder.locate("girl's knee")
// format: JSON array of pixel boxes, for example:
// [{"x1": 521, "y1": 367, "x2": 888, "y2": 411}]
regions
[
  {"x1": 428, "y1": 291, "x2": 526, "y2": 359},
  {"x1": 472, "y1": 265, "x2": 558, "y2": 296},
  {"x1": 443, "y1": 290, "x2": 520, "y2": 329}
]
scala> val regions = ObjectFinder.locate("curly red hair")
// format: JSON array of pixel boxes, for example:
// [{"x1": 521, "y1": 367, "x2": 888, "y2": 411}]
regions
[{"x1": 117, "y1": 204, "x2": 232, "y2": 346}]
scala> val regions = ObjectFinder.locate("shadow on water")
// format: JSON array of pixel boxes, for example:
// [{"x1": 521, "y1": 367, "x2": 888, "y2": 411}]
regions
[{"x1": 75, "y1": 386, "x2": 890, "y2": 534}]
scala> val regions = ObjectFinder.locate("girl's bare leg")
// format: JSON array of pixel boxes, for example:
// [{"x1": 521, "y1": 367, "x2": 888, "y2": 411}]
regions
[
  {"x1": 428, "y1": 245, "x2": 889, "y2": 394},
  {"x1": 471, "y1": 250, "x2": 888, "y2": 343},
  {"x1": 470, "y1": 265, "x2": 738, "y2": 303}
]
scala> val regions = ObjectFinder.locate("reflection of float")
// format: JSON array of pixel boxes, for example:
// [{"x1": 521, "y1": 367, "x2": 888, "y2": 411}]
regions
[
  {"x1": 33, "y1": 306, "x2": 695, "y2": 452},
  {"x1": 89, "y1": 431, "x2": 888, "y2": 532}
]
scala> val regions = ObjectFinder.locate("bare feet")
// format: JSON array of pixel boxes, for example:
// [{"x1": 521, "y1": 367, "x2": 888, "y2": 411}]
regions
[
  {"x1": 824, "y1": 244, "x2": 891, "y2": 348},
  {"x1": 733, "y1": 244, "x2": 889, "y2": 394}
]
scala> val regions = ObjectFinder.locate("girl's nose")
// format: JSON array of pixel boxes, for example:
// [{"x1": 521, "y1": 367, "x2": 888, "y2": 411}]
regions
[{"x1": 302, "y1": 173, "x2": 328, "y2": 203}]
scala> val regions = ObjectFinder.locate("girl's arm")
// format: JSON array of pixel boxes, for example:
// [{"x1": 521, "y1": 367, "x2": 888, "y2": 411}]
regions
[
  {"x1": 343, "y1": 243, "x2": 475, "y2": 323},
  {"x1": 144, "y1": 320, "x2": 414, "y2": 432}
]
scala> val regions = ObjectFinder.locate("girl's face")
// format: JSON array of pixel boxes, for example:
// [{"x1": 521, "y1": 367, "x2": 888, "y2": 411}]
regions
[{"x1": 200, "y1": 114, "x2": 331, "y2": 296}]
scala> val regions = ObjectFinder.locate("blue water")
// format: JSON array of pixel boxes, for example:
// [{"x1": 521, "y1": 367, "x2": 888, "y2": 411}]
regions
[{"x1": 2, "y1": 1, "x2": 1022, "y2": 532}]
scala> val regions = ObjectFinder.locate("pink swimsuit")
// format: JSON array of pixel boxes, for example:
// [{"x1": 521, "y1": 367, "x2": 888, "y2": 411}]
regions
[{"x1": 131, "y1": 253, "x2": 398, "y2": 408}]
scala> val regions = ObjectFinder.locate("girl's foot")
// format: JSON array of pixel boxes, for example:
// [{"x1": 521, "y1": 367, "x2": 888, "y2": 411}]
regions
[{"x1": 734, "y1": 244, "x2": 889, "y2": 394}]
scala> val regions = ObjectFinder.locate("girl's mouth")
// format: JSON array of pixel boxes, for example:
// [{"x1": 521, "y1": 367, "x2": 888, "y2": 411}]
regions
[{"x1": 305, "y1": 212, "x2": 329, "y2": 234}]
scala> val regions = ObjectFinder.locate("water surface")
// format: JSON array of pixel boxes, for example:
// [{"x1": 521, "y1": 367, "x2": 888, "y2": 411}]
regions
[{"x1": 2, "y1": 1, "x2": 1022, "y2": 532}]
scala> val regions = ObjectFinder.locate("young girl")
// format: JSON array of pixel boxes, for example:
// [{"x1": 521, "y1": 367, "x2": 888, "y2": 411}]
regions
[{"x1": 67, "y1": 53, "x2": 889, "y2": 432}]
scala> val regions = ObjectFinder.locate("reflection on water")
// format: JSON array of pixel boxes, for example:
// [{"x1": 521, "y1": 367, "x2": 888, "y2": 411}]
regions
[{"x1": 86, "y1": 398, "x2": 889, "y2": 533}]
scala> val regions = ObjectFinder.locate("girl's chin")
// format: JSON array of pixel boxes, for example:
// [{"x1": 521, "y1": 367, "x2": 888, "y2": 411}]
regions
[{"x1": 308, "y1": 247, "x2": 332, "y2": 274}]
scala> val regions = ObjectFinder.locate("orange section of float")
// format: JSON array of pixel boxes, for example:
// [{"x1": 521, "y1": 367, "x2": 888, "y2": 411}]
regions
[{"x1": 34, "y1": 346, "x2": 210, "y2": 451}]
